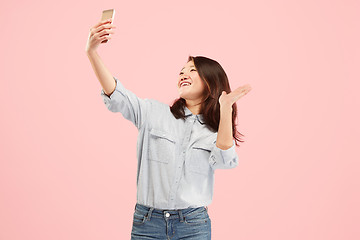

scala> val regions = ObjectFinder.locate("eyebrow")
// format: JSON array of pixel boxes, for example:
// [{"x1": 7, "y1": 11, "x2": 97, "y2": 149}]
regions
[{"x1": 180, "y1": 65, "x2": 195, "y2": 71}]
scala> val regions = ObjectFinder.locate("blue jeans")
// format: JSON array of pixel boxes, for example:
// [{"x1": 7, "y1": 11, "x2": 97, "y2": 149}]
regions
[{"x1": 131, "y1": 203, "x2": 211, "y2": 240}]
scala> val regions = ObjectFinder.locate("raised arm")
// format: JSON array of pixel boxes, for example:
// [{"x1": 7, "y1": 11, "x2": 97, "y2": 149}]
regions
[
  {"x1": 216, "y1": 84, "x2": 252, "y2": 149},
  {"x1": 87, "y1": 50, "x2": 116, "y2": 96},
  {"x1": 207, "y1": 84, "x2": 252, "y2": 170},
  {"x1": 86, "y1": 18, "x2": 117, "y2": 95},
  {"x1": 85, "y1": 19, "x2": 149, "y2": 130}
]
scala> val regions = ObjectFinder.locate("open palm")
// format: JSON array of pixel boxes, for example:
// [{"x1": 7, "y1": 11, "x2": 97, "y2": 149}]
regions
[{"x1": 219, "y1": 84, "x2": 252, "y2": 108}]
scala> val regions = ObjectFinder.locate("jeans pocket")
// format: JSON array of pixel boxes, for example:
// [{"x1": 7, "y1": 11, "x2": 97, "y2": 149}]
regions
[
  {"x1": 132, "y1": 209, "x2": 147, "y2": 225},
  {"x1": 184, "y1": 209, "x2": 210, "y2": 225}
]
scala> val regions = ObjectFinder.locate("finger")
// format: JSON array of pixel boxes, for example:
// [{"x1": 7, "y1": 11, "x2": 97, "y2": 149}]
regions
[
  {"x1": 94, "y1": 32, "x2": 114, "y2": 41},
  {"x1": 95, "y1": 24, "x2": 117, "y2": 34},
  {"x1": 101, "y1": 23, "x2": 116, "y2": 29},
  {"x1": 97, "y1": 18, "x2": 113, "y2": 28},
  {"x1": 90, "y1": 19, "x2": 113, "y2": 31},
  {"x1": 234, "y1": 84, "x2": 250, "y2": 93},
  {"x1": 229, "y1": 86, "x2": 251, "y2": 102},
  {"x1": 94, "y1": 30, "x2": 113, "y2": 40},
  {"x1": 227, "y1": 87, "x2": 243, "y2": 99},
  {"x1": 90, "y1": 25, "x2": 114, "y2": 38},
  {"x1": 233, "y1": 85, "x2": 251, "y2": 95},
  {"x1": 233, "y1": 93, "x2": 245, "y2": 102}
]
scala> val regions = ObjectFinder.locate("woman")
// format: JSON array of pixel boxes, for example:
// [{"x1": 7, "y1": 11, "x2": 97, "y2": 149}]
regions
[{"x1": 86, "y1": 18, "x2": 252, "y2": 240}]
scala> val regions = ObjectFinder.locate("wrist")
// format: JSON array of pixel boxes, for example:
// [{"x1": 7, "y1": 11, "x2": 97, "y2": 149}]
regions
[
  {"x1": 86, "y1": 49, "x2": 98, "y2": 57},
  {"x1": 220, "y1": 104, "x2": 233, "y2": 112}
]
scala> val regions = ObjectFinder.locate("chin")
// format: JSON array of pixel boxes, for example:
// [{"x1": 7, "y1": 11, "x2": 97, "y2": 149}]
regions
[
  {"x1": 178, "y1": 91, "x2": 185, "y2": 98},
  {"x1": 179, "y1": 93, "x2": 190, "y2": 100}
]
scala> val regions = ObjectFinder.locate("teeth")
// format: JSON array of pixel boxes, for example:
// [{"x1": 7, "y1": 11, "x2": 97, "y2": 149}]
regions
[{"x1": 181, "y1": 82, "x2": 191, "y2": 87}]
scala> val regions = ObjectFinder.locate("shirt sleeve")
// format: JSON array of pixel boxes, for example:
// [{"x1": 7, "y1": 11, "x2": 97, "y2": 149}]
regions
[
  {"x1": 209, "y1": 139, "x2": 239, "y2": 170},
  {"x1": 100, "y1": 76, "x2": 150, "y2": 129}
]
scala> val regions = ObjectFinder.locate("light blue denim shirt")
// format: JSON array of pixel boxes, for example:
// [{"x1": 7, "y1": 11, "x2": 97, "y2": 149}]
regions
[{"x1": 100, "y1": 76, "x2": 239, "y2": 210}]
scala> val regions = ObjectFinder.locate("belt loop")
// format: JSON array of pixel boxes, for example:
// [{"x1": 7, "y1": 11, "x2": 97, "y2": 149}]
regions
[
  {"x1": 178, "y1": 209, "x2": 184, "y2": 222},
  {"x1": 147, "y1": 207, "x2": 154, "y2": 220}
]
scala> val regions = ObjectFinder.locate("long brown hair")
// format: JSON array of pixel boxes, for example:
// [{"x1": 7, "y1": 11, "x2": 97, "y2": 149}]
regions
[{"x1": 170, "y1": 55, "x2": 244, "y2": 146}]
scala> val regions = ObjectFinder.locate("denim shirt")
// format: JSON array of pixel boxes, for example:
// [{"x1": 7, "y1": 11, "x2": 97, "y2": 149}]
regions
[{"x1": 100, "y1": 76, "x2": 239, "y2": 210}]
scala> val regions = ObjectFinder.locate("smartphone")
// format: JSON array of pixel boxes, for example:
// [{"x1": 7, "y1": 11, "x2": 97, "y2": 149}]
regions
[{"x1": 100, "y1": 9, "x2": 115, "y2": 43}]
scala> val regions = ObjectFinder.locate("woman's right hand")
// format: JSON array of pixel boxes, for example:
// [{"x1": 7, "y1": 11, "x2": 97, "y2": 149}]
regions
[{"x1": 85, "y1": 19, "x2": 116, "y2": 53}]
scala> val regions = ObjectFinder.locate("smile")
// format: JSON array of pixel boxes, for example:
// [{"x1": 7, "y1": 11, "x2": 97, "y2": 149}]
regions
[{"x1": 179, "y1": 81, "x2": 192, "y2": 87}]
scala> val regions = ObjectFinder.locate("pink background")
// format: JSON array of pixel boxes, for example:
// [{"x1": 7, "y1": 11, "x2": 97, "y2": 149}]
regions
[{"x1": 1, "y1": 0, "x2": 359, "y2": 239}]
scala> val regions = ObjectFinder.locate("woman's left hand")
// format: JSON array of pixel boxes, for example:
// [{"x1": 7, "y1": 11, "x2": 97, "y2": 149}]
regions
[{"x1": 219, "y1": 84, "x2": 252, "y2": 109}]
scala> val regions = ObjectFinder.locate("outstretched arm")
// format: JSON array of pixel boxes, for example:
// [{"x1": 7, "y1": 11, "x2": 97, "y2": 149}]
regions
[
  {"x1": 216, "y1": 84, "x2": 252, "y2": 150},
  {"x1": 87, "y1": 50, "x2": 116, "y2": 96}
]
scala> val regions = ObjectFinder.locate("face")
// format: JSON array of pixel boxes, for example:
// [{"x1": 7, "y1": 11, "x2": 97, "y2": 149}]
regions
[{"x1": 177, "y1": 61, "x2": 206, "y2": 103}]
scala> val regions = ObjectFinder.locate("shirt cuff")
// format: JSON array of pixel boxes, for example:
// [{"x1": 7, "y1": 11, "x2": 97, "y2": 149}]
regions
[
  {"x1": 209, "y1": 139, "x2": 238, "y2": 169},
  {"x1": 218, "y1": 140, "x2": 236, "y2": 160},
  {"x1": 100, "y1": 76, "x2": 119, "y2": 102}
]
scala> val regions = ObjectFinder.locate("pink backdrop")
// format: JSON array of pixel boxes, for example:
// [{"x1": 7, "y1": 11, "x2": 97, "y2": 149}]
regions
[{"x1": 1, "y1": 0, "x2": 359, "y2": 239}]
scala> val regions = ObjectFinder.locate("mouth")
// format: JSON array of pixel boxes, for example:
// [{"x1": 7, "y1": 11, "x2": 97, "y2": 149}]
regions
[{"x1": 179, "y1": 81, "x2": 192, "y2": 88}]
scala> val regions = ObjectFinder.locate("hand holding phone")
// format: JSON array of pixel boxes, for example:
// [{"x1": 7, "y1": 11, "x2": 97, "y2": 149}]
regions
[
  {"x1": 100, "y1": 9, "x2": 115, "y2": 43},
  {"x1": 85, "y1": 9, "x2": 116, "y2": 53}
]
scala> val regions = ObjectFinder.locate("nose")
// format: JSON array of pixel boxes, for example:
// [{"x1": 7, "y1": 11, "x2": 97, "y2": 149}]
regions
[{"x1": 181, "y1": 75, "x2": 189, "y2": 81}]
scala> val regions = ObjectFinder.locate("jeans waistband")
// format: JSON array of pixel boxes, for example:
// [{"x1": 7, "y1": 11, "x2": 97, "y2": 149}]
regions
[{"x1": 134, "y1": 203, "x2": 208, "y2": 221}]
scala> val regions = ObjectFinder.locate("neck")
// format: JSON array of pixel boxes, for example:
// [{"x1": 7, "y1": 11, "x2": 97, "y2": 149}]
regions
[{"x1": 186, "y1": 99, "x2": 202, "y2": 115}]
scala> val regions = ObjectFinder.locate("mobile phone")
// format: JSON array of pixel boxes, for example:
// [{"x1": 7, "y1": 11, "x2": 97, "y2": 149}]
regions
[{"x1": 100, "y1": 9, "x2": 115, "y2": 43}]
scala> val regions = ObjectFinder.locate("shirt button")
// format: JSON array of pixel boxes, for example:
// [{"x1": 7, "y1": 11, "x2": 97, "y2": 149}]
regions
[{"x1": 165, "y1": 212, "x2": 170, "y2": 217}]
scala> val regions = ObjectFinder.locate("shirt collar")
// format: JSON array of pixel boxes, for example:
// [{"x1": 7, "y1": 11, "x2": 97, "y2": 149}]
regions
[{"x1": 184, "y1": 106, "x2": 205, "y2": 124}]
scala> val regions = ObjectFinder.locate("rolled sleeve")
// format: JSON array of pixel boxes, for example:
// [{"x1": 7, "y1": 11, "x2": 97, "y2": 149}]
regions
[
  {"x1": 209, "y1": 139, "x2": 239, "y2": 170},
  {"x1": 100, "y1": 76, "x2": 150, "y2": 129}
]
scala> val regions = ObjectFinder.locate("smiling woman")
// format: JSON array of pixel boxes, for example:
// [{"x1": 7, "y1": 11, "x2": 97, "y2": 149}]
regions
[{"x1": 87, "y1": 26, "x2": 252, "y2": 238}]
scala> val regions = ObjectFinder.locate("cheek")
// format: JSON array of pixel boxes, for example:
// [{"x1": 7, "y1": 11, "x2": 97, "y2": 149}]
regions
[{"x1": 197, "y1": 80, "x2": 206, "y2": 92}]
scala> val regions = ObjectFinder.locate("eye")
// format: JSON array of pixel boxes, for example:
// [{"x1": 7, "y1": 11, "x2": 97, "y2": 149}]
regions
[{"x1": 179, "y1": 69, "x2": 196, "y2": 75}]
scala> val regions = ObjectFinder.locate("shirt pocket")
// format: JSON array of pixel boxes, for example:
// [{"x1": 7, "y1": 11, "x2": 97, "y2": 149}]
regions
[
  {"x1": 188, "y1": 143, "x2": 213, "y2": 176},
  {"x1": 148, "y1": 128, "x2": 176, "y2": 164}
]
